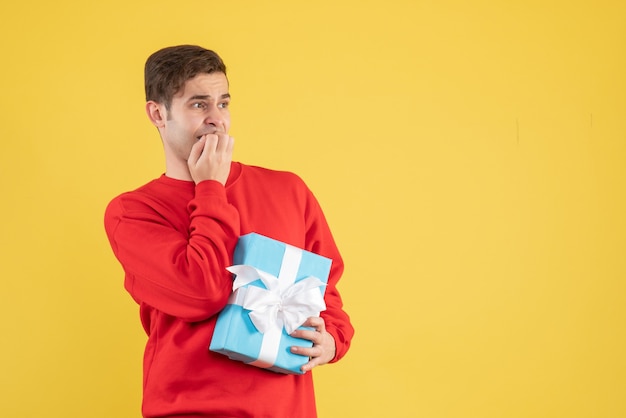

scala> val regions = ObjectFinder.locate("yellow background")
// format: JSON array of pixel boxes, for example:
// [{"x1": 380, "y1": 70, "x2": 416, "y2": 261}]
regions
[{"x1": 1, "y1": 0, "x2": 625, "y2": 417}]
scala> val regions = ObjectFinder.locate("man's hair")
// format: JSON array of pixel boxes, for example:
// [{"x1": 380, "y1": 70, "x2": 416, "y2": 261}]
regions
[{"x1": 144, "y1": 45, "x2": 227, "y2": 109}]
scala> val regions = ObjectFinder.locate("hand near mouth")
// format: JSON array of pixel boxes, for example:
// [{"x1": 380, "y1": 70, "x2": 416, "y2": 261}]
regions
[
  {"x1": 187, "y1": 132, "x2": 234, "y2": 185},
  {"x1": 196, "y1": 124, "x2": 223, "y2": 139}
]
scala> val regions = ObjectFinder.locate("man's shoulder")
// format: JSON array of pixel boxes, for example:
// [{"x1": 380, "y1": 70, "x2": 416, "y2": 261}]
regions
[
  {"x1": 108, "y1": 176, "x2": 158, "y2": 201},
  {"x1": 106, "y1": 175, "x2": 190, "y2": 213},
  {"x1": 241, "y1": 163, "x2": 306, "y2": 186}
]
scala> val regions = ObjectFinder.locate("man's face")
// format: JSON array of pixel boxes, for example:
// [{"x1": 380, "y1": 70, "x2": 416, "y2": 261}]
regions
[{"x1": 160, "y1": 72, "x2": 231, "y2": 162}]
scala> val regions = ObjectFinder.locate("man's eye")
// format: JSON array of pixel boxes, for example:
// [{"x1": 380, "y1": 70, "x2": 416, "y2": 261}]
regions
[
  {"x1": 192, "y1": 102, "x2": 206, "y2": 109},
  {"x1": 218, "y1": 102, "x2": 230, "y2": 109}
]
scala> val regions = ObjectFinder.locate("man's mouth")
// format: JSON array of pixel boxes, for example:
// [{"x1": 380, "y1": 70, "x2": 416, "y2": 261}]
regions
[{"x1": 196, "y1": 127, "x2": 221, "y2": 140}]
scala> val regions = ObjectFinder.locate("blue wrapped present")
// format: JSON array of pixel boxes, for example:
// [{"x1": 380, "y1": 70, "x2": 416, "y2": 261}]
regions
[{"x1": 209, "y1": 233, "x2": 332, "y2": 374}]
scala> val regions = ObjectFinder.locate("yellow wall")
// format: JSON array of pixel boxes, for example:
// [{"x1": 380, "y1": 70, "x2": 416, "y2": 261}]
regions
[{"x1": 1, "y1": 1, "x2": 624, "y2": 417}]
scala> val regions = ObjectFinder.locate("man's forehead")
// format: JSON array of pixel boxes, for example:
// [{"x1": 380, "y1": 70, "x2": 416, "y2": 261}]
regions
[{"x1": 176, "y1": 72, "x2": 229, "y2": 98}]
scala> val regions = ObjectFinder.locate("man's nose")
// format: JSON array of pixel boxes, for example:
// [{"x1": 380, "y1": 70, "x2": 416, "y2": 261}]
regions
[{"x1": 204, "y1": 105, "x2": 225, "y2": 131}]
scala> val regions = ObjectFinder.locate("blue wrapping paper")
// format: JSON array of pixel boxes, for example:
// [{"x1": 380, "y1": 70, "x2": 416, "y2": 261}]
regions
[{"x1": 209, "y1": 233, "x2": 331, "y2": 374}]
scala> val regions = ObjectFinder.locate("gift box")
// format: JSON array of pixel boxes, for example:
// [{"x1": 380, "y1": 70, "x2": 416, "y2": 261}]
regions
[{"x1": 209, "y1": 233, "x2": 332, "y2": 374}]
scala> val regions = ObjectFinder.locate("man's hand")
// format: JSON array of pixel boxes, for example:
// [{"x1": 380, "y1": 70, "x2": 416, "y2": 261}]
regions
[
  {"x1": 290, "y1": 316, "x2": 336, "y2": 373},
  {"x1": 187, "y1": 133, "x2": 234, "y2": 185}
]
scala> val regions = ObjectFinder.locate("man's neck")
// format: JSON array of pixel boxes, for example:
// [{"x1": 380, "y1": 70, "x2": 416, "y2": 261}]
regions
[{"x1": 164, "y1": 159, "x2": 193, "y2": 182}]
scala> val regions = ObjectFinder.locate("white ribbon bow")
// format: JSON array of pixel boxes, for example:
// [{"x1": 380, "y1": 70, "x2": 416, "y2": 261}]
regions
[{"x1": 227, "y1": 265, "x2": 326, "y2": 335}]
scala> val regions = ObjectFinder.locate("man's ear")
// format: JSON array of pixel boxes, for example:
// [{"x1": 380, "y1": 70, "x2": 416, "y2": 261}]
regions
[{"x1": 146, "y1": 101, "x2": 167, "y2": 128}]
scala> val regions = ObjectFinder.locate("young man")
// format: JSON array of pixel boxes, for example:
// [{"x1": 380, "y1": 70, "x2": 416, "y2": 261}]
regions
[{"x1": 104, "y1": 45, "x2": 354, "y2": 417}]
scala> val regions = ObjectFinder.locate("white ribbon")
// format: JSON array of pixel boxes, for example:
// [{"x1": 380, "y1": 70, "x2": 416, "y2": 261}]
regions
[
  {"x1": 226, "y1": 267, "x2": 326, "y2": 335},
  {"x1": 225, "y1": 244, "x2": 326, "y2": 368}
]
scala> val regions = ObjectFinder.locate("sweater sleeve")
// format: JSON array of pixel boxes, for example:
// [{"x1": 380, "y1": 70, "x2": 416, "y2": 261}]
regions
[
  {"x1": 104, "y1": 180, "x2": 241, "y2": 322},
  {"x1": 302, "y1": 183, "x2": 355, "y2": 363}
]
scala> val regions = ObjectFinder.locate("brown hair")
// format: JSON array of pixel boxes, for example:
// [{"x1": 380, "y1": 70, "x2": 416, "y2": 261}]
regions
[{"x1": 144, "y1": 45, "x2": 227, "y2": 109}]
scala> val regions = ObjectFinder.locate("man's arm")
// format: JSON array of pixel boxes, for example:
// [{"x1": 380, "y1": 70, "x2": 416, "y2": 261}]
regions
[
  {"x1": 289, "y1": 181, "x2": 355, "y2": 371},
  {"x1": 104, "y1": 180, "x2": 240, "y2": 322}
]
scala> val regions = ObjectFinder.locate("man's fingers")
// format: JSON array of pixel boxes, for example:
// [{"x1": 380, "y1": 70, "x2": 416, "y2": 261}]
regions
[
  {"x1": 188, "y1": 133, "x2": 234, "y2": 185},
  {"x1": 203, "y1": 134, "x2": 219, "y2": 152},
  {"x1": 289, "y1": 316, "x2": 337, "y2": 373},
  {"x1": 212, "y1": 134, "x2": 234, "y2": 154},
  {"x1": 198, "y1": 134, "x2": 234, "y2": 160},
  {"x1": 291, "y1": 344, "x2": 322, "y2": 357},
  {"x1": 225, "y1": 135, "x2": 234, "y2": 154},
  {"x1": 188, "y1": 137, "x2": 206, "y2": 166},
  {"x1": 301, "y1": 316, "x2": 326, "y2": 332}
]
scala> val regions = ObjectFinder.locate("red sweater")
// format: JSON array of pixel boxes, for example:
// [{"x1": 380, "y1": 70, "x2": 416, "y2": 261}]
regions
[{"x1": 104, "y1": 162, "x2": 353, "y2": 418}]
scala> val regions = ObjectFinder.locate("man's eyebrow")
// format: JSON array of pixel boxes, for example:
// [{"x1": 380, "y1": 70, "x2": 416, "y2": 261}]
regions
[{"x1": 187, "y1": 93, "x2": 231, "y2": 101}]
